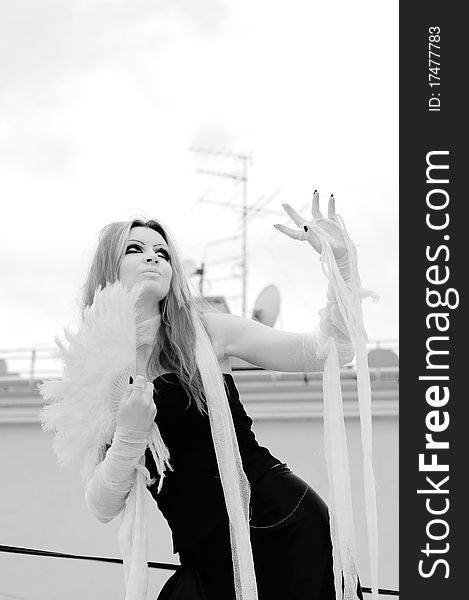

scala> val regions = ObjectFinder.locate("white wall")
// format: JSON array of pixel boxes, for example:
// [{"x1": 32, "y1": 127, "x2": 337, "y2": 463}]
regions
[{"x1": 0, "y1": 374, "x2": 398, "y2": 599}]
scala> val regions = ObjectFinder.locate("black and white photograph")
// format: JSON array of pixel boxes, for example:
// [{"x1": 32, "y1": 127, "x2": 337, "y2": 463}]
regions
[{"x1": 0, "y1": 2, "x2": 402, "y2": 599}]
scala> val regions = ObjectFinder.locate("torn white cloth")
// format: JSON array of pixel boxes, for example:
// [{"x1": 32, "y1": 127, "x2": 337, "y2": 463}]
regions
[{"x1": 308, "y1": 215, "x2": 380, "y2": 600}]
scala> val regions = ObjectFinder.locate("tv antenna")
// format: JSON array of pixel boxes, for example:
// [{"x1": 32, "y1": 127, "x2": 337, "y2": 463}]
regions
[
  {"x1": 189, "y1": 146, "x2": 282, "y2": 317},
  {"x1": 183, "y1": 259, "x2": 205, "y2": 294}
]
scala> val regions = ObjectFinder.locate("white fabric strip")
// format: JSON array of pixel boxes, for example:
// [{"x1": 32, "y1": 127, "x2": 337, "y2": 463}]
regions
[
  {"x1": 85, "y1": 426, "x2": 151, "y2": 599},
  {"x1": 309, "y1": 215, "x2": 379, "y2": 600},
  {"x1": 118, "y1": 463, "x2": 151, "y2": 600},
  {"x1": 192, "y1": 309, "x2": 258, "y2": 600},
  {"x1": 322, "y1": 340, "x2": 358, "y2": 599}
]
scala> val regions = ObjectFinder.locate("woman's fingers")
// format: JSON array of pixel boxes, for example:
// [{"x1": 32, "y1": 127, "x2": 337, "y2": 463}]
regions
[
  {"x1": 284, "y1": 191, "x2": 334, "y2": 226},
  {"x1": 273, "y1": 223, "x2": 304, "y2": 240},
  {"x1": 125, "y1": 376, "x2": 153, "y2": 406},
  {"x1": 274, "y1": 192, "x2": 340, "y2": 256},
  {"x1": 281, "y1": 203, "x2": 306, "y2": 227},
  {"x1": 144, "y1": 383, "x2": 157, "y2": 421},
  {"x1": 133, "y1": 374, "x2": 145, "y2": 389},
  {"x1": 311, "y1": 190, "x2": 324, "y2": 220},
  {"x1": 274, "y1": 222, "x2": 322, "y2": 252},
  {"x1": 116, "y1": 376, "x2": 156, "y2": 431},
  {"x1": 144, "y1": 381, "x2": 155, "y2": 404},
  {"x1": 327, "y1": 194, "x2": 336, "y2": 219}
]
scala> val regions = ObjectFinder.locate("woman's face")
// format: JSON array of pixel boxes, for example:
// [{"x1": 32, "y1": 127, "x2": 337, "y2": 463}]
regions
[{"x1": 118, "y1": 226, "x2": 173, "y2": 300}]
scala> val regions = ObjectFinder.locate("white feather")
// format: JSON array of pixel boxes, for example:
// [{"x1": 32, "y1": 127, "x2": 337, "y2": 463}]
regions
[{"x1": 40, "y1": 282, "x2": 141, "y2": 482}]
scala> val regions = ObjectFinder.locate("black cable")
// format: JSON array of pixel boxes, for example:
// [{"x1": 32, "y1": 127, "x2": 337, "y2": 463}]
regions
[
  {"x1": 362, "y1": 587, "x2": 399, "y2": 596},
  {"x1": 0, "y1": 544, "x2": 399, "y2": 595},
  {"x1": 0, "y1": 544, "x2": 177, "y2": 571}
]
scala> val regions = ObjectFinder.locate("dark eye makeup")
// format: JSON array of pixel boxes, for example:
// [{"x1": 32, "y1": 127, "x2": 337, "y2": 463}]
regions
[
  {"x1": 125, "y1": 244, "x2": 170, "y2": 260},
  {"x1": 156, "y1": 249, "x2": 171, "y2": 260},
  {"x1": 125, "y1": 243, "x2": 142, "y2": 253}
]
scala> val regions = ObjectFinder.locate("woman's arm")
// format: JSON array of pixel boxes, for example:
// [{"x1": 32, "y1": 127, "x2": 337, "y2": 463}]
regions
[
  {"x1": 85, "y1": 426, "x2": 149, "y2": 523},
  {"x1": 206, "y1": 312, "x2": 315, "y2": 372},
  {"x1": 205, "y1": 193, "x2": 356, "y2": 373},
  {"x1": 205, "y1": 260, "x2": 353, "y2": 373}
]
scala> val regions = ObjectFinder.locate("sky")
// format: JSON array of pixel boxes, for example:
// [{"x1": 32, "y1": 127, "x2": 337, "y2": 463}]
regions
[{"x1": 0, "y1": 0, "x2": 398, "y2": 354}]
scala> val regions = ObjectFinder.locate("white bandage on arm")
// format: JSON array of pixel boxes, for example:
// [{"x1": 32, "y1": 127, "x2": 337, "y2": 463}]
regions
[
  {"x1": 316, "y1": 252, "x2": 355, "y2": 367},
  {"x1": 85, "y1": 426, "x2": 149, "y2": 523}
]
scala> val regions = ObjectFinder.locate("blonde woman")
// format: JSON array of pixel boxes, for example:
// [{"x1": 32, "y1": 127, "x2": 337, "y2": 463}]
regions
[{"x1": 59, "y1": 194, "x2": 365, "y2": 599}]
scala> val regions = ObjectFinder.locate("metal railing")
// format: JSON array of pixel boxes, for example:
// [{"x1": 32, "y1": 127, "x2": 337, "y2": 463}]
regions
[{"x1": 0, "y1": 340, "x2": 399, "y2": 390}]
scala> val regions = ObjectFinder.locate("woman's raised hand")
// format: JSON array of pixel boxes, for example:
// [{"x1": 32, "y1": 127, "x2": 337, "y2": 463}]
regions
[
  {"x1": 116, "y1": 375, "x2": 157, "y2": 433},
  {"x1": 274, "y1": 190, "x2": 347, "y2": 260}
]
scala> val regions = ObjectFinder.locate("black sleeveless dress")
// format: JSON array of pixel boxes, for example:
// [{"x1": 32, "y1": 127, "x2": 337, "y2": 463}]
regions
[
  {"x1": 145, "y1": 372, "x2": 284, "y2": 552},
  {"x1": 145, "y1": 373, "x2": 357, "y2": 600}
]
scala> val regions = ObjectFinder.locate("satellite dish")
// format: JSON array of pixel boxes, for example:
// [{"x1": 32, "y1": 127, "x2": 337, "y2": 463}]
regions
[
  {"x1": 183, "y1": 258, "x2": 198, "y2": 277},
  {"x1": 251, "y1": 285, "x2": 280, "y2": 327},
  {"x1": 367, "y1": 348, "x2": 399, "y2": 367}
]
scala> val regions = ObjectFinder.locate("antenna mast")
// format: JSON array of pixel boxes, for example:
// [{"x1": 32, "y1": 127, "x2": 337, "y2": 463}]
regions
[
  {"x1": 189, "y1": 147, "x2": 283, "y2": 317},
  {"x1": 189, "y1": 147, "x2": 250, "y2": 316}
]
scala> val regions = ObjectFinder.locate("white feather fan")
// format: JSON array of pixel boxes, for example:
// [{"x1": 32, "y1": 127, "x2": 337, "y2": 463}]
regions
[{"x1": 40, "y1": 282, "x2": 142, "y2": 483}]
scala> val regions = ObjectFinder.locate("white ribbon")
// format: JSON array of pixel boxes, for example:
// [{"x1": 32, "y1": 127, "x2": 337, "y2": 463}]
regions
[
  {"x1": 192, "y1": 309, "x2": 258, "y2": 600},
  {"x1": 311, "y1": 215, "x2": 379, "y2": 600}
]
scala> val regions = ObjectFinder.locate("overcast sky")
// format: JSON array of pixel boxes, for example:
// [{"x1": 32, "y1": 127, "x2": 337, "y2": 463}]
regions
[{"x1": 0, "y1": 0, "x2": 398, "y2": 352}]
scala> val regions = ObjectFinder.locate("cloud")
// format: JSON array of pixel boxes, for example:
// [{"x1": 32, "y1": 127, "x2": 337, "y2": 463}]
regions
[
  {"x1": 190, "y1": 116, "x2": 240, "y2": 154},
  {"x1": 0, "y1": 125, "x2": 79, "y2": 177},
  {"x1": 0, "y1": 0, "x2": 236, "y2": 176},
  {"x1": 0, "y1": 0, "x2": 232, "y2": 99}
]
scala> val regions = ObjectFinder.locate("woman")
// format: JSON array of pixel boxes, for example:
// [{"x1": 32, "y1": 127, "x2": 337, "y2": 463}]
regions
[{"x1": 45, "y1": 193, "x2": 366, "y2": 600}]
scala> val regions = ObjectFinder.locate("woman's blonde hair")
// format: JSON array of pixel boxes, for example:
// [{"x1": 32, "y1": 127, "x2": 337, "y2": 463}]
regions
[{"x1": 81, "y1": 218, "x2": 211, "y2": 414}]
